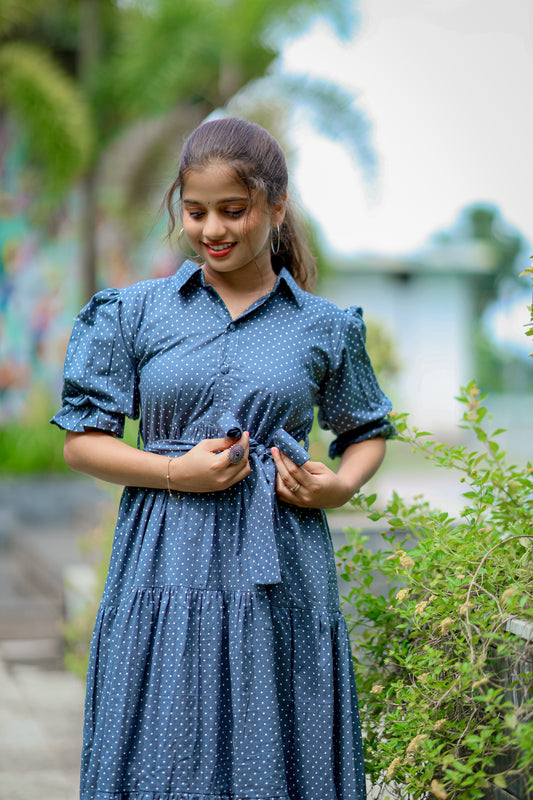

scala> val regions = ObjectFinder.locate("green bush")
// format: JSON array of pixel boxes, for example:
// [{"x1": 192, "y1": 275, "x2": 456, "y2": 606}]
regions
[
  {"x1": 338, "y1": 382, "x2": 533, "y2": 799},
  {"x1": 522, "y1": 258, "x2": 533, "y2": 349},
  {"x1": 0, "y1": 389, "x2": 70, "y2": 474},
  {"x1": 0, "y1": 393, "x2": 139, "y2": 475}
]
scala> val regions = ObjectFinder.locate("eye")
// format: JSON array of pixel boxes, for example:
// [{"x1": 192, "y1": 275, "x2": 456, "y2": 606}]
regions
[
  {"x1": 186, "y1": 209, "x2": 205, "y2": 219},
  {"x1": 224, "y1": 208, "x2": 246, "y2": 218}
]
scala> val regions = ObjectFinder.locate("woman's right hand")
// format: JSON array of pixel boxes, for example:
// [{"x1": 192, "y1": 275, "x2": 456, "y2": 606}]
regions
[{"x1": 169, "y1": 433, "x2": 251, "y2": 493}]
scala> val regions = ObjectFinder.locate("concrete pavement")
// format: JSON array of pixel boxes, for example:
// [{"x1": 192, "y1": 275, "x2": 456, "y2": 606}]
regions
[
  {"x1": 0, "y1": 658, "x2": 84, "y2": 800},
  {"x1": 0, "y1": 476, "x2": 108, "y2": 800}
]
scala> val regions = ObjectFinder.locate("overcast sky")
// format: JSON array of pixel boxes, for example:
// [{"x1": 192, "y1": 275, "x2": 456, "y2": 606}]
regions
[{"x1": 282, "y1": 0, "x2": 533, "y2": 260}]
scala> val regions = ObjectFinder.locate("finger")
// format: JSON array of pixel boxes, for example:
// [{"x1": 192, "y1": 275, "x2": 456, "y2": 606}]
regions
[
  {"x1": 208, "y1": 432, "x2": 250, "y2": 470},
  {"x1": 275, "y1": 472, "x2": 305, "y2": 506},
  {"x1": 272, "y1": 448, "x2": 301, "y2": 491},
  {"x1": 271, "y1": 446, "x2": 291, "y2": 482},
  {"x1": 271, "y1": 452, "x2": 306, "y2": 504},
  {"x1": 224, "y1": 437, "x2": 252, "y2": 486},
  {"x1": 225, "y1": 431, "x2": 250, "y2": 467},
  {"x1": 272, "y1": 447, "x2": 310, "y2": 489},
  {"x1": 204, "y1": 436, "x2": 242, "y2": 453},
  {"x1": 271, "y1": 446, "x2": 298, "y2": 474},
  {"x1": 225, "y1": 460, "x2": 252, "y2": 488}
]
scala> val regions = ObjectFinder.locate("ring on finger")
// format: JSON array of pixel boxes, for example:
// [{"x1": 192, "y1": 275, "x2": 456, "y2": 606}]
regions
[
  {"x1": 228, "y1": 444, "x2": 245, "y2": 465},
  {"x1": 290, "y1": 482, "x2": 300, "y2": 493}
]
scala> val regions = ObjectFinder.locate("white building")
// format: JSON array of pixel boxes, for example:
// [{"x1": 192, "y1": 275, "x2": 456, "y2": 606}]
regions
[{"x1": 322, "y1": 240, "x2": 497, "y2": 437}]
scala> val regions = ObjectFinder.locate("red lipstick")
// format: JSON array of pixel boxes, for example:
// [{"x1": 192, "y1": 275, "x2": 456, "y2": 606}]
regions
[{"x1": 204, "y1": 242, "x2": 236, "y2": 258}]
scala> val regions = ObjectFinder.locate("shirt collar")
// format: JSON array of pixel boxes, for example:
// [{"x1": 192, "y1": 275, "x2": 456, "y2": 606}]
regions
[
  {"x1": 172, "y1": 259, "x2": 205, "y2": 293},
  {"x1": 173, "y1": 260, "x2": 305, "y2": 309},
  {"x1": 274, "y1": 267, "x2": 305, "y2": 308}
]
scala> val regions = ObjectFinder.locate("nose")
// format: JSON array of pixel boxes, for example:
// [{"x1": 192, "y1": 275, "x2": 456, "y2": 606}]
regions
[{"x1": 203, "y1": 211, "x2": 227, "y2": 240}]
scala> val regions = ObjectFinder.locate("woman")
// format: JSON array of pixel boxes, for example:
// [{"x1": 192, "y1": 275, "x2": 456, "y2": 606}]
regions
[{"x1": 53, "y1": 117, "x2": 394, "y2": 800}]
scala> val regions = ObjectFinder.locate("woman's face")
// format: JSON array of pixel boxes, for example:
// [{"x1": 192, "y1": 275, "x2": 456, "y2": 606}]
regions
[{"x1": 181, "y1": 162, "x2": 285, "y2": 282}]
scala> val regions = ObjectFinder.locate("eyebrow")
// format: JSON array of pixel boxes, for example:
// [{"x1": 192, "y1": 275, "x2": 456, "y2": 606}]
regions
[{"x1": 182, "y1": 196, "x2": 249, "y2": 205}]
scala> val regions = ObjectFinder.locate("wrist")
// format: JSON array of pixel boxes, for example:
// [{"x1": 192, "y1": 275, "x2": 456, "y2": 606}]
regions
[
  {"x1": 166, "y1": 456, "x2": 183, "y2": 498},
  {"x1": 335, "y1": 471, "x2": 361, "y2": 503}
]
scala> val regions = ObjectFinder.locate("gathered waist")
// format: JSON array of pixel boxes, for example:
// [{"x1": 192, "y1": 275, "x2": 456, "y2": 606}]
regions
[
  {"x1": 143, "y1": 410, "x2": 310, "y2": 467},
  {"x1": 141, "y1": 411, "x2": 310, "y2": 588}
]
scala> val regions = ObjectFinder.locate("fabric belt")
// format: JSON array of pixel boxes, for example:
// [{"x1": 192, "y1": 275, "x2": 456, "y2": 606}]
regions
[{"x1": 143, "y1": 411, "x2": 310, "y2": 586}]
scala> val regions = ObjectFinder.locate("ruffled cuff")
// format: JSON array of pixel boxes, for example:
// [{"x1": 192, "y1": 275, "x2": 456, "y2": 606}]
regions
[
  {"x1": 328, "y1": 417, "x2": 396, "y2": 460},
  {"x1": 50, "y1": 403, "x2": 125, "y2": 436}
]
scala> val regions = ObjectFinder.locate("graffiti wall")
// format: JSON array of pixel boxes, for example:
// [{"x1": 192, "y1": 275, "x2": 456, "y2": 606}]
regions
[{"x1": 0, "y1": 140, "x2": 178, "y2": 423}]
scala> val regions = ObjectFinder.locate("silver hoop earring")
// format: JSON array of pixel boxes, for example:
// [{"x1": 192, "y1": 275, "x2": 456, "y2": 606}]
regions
[
  {"x1": 271, "y1": 224, "x2": 281, "y2": 255},
  {"x1": 177, "y1": 227, "x2": 198, "y2": 259}
]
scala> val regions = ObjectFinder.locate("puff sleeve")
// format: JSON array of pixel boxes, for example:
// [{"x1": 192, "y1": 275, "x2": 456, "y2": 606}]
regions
[
  {"x1": 318, "y1": 306, "x2": 395, "y2": 459},
  {"x1": 51, "y1": 289, "x2": 139, "y2": 436}
]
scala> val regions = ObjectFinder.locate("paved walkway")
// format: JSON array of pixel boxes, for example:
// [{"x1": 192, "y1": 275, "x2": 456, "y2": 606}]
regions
[
  {"x1": 0, "y1": 476, "x2": 105, "y2": 800},
  {"x1": 0, "y1": 659, "x2": 84, "y2": 800}
]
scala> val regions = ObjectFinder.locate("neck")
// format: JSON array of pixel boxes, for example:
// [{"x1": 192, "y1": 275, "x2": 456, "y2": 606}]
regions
[
  {"x1": 202, "y1": 261, "x2": 277, "y2": 297},
  {"x1": 201, "y1": 261, "x2": 278, "y2": 321}
]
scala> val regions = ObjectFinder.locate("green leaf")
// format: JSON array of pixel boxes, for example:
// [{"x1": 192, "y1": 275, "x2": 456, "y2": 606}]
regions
[{"x1": 0, "y1": 42, "x2": 95, "y2": 194}]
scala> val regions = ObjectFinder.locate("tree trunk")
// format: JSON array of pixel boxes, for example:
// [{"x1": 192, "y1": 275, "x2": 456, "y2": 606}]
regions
[
  {"x1": 80, "y1": 169, "x2": 98, "y2": 301},
  {"x1": 78, "y1": 0, "x2": 100, "y2": 303}
]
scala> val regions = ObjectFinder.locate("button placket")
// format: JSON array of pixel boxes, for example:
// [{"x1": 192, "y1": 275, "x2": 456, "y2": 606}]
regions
[{"x1": 212, "y1": 321, "x2": 239, "y2": 414}]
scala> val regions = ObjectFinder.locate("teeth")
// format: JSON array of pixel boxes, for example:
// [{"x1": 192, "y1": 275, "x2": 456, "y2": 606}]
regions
[{"x1": 208, "y1": 243, "x2": 233, "y2": 251}]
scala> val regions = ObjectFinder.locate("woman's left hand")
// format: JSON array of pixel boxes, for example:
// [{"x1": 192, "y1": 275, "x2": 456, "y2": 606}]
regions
[{"x1": 271, "y1": 447, "x2": 354, "y2": 509}]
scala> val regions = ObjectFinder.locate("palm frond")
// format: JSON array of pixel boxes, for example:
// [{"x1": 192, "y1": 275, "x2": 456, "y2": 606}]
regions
[
  {"x1": 0, "y1": 42, "x2": 95, "y2": 193},
  {"x1": 228, "y1": 72, "x2": 377, "y2": 183},
  {"x1": 0, "y1": 0, "x2": 46, "y2": 36},
  {"x1": 259, "y1": 0, "x2": 358, "y2": 42},
  {"x1": 98, "y1": 103, "x2": 208, "y2": 225}
]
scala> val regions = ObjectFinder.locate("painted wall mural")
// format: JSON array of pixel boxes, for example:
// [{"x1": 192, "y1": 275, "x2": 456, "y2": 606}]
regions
[{"x1": 0, "y1": 142, "x2": 178, "y2": 423}]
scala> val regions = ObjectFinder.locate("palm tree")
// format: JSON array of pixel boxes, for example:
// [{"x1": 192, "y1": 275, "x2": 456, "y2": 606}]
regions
[
  {"x1": 1, "y1": 0, "x2": 374, "y2": 301},
  {"x1": 0, "y1": 0, "x2": 94, "y2": 203},
  {"x1": 93, "y1": 0, "x2": 375, "y2": 271}
]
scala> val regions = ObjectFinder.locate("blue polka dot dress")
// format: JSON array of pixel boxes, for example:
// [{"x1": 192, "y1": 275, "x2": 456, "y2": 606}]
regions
[{"x1": 52, "y1": 261, "x2": 394, "y2": 800}]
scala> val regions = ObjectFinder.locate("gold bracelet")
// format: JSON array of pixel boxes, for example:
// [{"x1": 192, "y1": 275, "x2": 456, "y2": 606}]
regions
[{"x1": 166, "y1": 456, "x2": 181, "y2": 499}]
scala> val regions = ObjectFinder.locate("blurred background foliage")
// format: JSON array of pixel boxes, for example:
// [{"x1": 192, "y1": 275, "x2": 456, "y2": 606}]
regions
[
  {"x1": 433, "y1": 204, "x2": 531, "y2": 395},
  {"x1": 0, "y1": 0, "x2": 371, "y2": 296},
  {"x1": 433, "y1": 204, "x2": 525, "y2": 319}
]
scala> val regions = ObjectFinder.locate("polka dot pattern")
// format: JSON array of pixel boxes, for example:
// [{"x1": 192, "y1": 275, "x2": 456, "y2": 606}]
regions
[{"x1": 52, "y1": 261, "x2": 394, "y2": 800}]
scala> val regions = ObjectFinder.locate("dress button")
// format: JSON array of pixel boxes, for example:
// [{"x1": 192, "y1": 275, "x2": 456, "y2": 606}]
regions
[{"x1": 220, "y1": 365, "x2": 230, "y2": 374}]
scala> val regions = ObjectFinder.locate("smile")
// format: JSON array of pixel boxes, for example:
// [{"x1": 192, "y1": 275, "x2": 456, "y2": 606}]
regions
[{"x1": 203, "y1": 242, "x2": 236, "y2": 257}]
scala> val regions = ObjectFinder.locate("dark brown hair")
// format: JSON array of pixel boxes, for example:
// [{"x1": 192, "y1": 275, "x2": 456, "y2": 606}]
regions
[{"x1": 165, "y1": 117, "x2": 317, "y2": 292}]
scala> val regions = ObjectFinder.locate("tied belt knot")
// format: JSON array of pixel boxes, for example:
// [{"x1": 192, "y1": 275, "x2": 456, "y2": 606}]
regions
[{"x1": 144, "y1": 411, "x2": 310, "y2": 586}]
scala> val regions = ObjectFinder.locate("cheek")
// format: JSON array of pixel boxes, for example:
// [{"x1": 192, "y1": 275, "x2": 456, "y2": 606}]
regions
[
  {"x1": 243, "y1": 217, "x2": 271, "y2": 247},
  {"x1": 183, "y1": 219, "x2": 200, "y2": 238}
]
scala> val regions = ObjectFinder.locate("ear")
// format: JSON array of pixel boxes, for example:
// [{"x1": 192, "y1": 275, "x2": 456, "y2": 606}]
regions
[{"x1": 270, "y1": 192, "x2": 287, "y2": 227}]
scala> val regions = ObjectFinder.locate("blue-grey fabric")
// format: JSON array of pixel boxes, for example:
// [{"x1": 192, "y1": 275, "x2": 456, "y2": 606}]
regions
[{"x1": 52, "y1": 260, "x2": 394, "y2": 800}]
